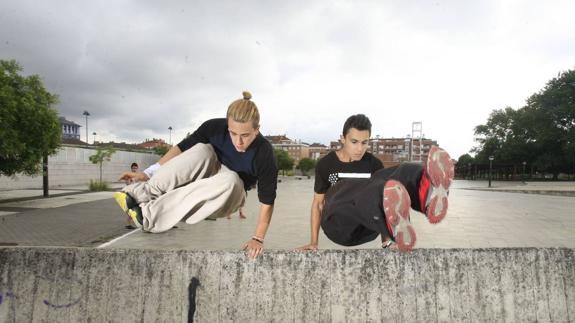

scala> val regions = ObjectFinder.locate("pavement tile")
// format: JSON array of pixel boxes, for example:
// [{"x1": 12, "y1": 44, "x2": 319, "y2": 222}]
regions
[{"x1": 1, "y1": 179, "x2": 574, "y2": 250}]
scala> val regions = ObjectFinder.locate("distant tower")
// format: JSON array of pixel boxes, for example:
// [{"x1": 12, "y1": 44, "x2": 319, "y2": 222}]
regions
[{"x1": 411, "y1": 122, "x2": 423, "y2": 162}]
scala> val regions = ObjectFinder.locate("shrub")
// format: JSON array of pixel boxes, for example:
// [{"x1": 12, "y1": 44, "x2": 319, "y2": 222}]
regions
[{"x1": 89, "y1": 180, "x2": 109, "y2": 191}]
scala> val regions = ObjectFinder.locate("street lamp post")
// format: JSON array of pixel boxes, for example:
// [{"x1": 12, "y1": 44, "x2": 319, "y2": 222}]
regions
[
  {"x1": 168, "y1": 126, "x2": 173, "y2": 145},
  {"x1": 522, "y1": 161, "x2": 527, "y2": 183},
  {"x1": 82, "y1": 110, "x2": 90, "y2": 144},
  {"x1": 488, "y1": 156, "x2": 494, "y2": 188},
  {"x1": 93, "y1": 132, "x2": 97, "y2": 145},
  {"x1": 43, "y1": 154, "x2": 49, "y2": 197}
]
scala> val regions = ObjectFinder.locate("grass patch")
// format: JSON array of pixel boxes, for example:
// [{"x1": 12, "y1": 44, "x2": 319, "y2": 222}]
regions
[{"x1": 89, "y1": 180, "x2": 109, "y2": 191}]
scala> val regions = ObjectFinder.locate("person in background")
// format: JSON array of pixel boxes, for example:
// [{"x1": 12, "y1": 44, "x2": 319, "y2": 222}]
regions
[{"x1": 124, "y1": 163, "x2": 139, "y2": 185}]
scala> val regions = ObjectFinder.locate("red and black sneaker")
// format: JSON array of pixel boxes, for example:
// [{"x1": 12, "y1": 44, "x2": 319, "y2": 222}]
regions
[
  {"x1": 383, "y1": 180, "x2": 417, "y2": 253},
  {"x1": 419, "y1": 145, "x2": 454, "y2": 224}
]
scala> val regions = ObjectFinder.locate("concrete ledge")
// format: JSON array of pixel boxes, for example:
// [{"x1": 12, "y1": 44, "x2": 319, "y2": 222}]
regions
[{"x1": 0, "y1": 248, "x2": 574, "y2": 322}]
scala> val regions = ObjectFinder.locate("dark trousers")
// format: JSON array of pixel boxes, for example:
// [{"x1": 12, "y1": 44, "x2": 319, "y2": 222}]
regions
[{"x1": 320, "y1": 163, "x2": 424, "y2": 246}]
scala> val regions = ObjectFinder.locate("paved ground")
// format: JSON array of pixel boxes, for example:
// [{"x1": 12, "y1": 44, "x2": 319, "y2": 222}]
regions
[
  {"x1": 0, "y1": 193, "x2": 129, "y2": 247},
  {"x1": 1, "y1": 178, "x2": 574, "y2": 250}
]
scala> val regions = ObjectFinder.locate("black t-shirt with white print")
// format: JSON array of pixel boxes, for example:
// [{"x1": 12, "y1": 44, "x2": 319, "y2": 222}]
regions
[{"x1": 314, "y1": 151, "x2": 384, "y2": 194}]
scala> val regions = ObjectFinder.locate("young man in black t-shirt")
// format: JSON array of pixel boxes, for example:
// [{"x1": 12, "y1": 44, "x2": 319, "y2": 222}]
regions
[
  {"x1": 296, "y1": 114, "x2": 454, "y2": 252},
  {"x1": 114, "y1": 92, "x2": 277, "y2": 258}
]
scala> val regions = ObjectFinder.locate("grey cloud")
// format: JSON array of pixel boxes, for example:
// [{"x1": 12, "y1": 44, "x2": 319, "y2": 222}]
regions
[{"x1": 1, "y1": 0, "x2": 574, "y2": 159}]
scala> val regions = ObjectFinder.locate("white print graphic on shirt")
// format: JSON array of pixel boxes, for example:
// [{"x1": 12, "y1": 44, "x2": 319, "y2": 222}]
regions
[{"x1": 328, "y1": 173, "x2": 371, "y2": 186}]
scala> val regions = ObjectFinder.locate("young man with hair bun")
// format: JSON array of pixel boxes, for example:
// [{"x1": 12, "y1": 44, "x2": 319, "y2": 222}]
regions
[{"x1": 114, "y1": 91, "x2": 277, "y2": 258}]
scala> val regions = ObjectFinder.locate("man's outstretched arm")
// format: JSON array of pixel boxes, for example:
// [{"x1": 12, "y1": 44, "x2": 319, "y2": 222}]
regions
[
  {"x1": 296, "y1": 193, "x2": 325, "y2": 251},
  {"x1": 118, "y1": 145, "x2": 183, "y2": 182},
  {"x1": 243, "y1": 203, "x2": 274, "y2": 259},
  {"x1": 158, "y1": 145, "x2": 182, "y2": 165}
]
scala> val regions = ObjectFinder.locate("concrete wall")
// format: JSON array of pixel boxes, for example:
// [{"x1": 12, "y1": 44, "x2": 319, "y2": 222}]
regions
[
  {"x1": 0, "y1": 248, "x2": 573, "y2": 322},
  {"x1": 0, "y1": 145, "x2": 159, "y2": 190}
]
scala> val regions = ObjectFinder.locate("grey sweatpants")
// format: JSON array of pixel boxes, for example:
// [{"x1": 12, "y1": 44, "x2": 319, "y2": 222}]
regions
[{"x1": 123, "y1": 144, "x2": 246, "y2": 233}]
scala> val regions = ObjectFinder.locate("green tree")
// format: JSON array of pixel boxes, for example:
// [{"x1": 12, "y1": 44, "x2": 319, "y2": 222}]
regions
[
  {"x1": 473, "y1": 107, "x2": 519, "y2": 163},
  {"x1": 89, "y1": 146, "x2": 116, "y2": 183},
  {"x1": 456, "y1": 153, "x2": 475, "y2": 179},
  {"x1": 0, "y1": 59, "x2": 60, "y2": 176},
  {"x1": 472, "y1": 69, "x2": 575, "y2": 178},
  {"x1": 274, "y1": 149, "x2": 294, "y2": 176},
  {"x1": 457, "y1": 154, "x2": 475, "y2": 166},
  {"x1": 525, "y1": 70, "x2": 575, "y2": 178},
  {"x1": 297, "y1": 158, "x2": 316, "y2": 176},
  {"x1": 153, "y1": 145, "x2": 170, "y2": 156}
]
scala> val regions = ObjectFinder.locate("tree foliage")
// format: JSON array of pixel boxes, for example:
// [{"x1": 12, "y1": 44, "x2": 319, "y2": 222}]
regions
[
  {"x1": 273, "y1": 149, "x2": 294, "y2": 175},
  {"x1": 472, "y1": 69, "x2": 575, "y2": 178},
  {"x1": 0, "y1": 59, "x2": 61, "y2": 176},
  {"x1": 457, "y1": 153, "x2": 475, "y2": 166},
  {"x1": 153, "y1": 145, "x2": 170, "y2": 156},
  {"x1": 89, "y1": 146, "x2": 116, "y2": 183},
  {"x1": 297, "y1": 158, "x2": 316, "y2": 176}
]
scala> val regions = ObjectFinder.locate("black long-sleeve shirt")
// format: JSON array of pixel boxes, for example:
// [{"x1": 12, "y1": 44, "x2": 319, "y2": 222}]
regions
[{"x1": 178, "y1": 118, "x2": 278, "y2": 205}]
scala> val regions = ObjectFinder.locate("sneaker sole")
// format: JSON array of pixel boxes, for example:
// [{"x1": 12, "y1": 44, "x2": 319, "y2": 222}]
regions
[
  {"x1": 383, "y1": 180, "x2": 416, "y2": 253},
  {"x1": 113, "y1": 192, "x2": 142, "y2": 228},
  {"x1": 426, "y1": 146, "x2": 454, "y2": 224},
  {"x1": 126, "y1": 209, "x2": 142, "y2": 228}
]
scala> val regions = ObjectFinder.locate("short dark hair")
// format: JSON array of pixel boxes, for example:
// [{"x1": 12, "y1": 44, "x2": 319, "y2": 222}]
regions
[
  {"x1": 342, "y1": 114, "x2": 372, "y2": 136},
  {"x1": 131, "y1": 163, "x2": 138, "y2": 168}
]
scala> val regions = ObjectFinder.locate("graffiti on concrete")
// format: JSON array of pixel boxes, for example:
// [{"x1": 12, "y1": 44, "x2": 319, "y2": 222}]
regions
[
  {"x1": 0, "y1": 290, "x2": 17, "y2": 323},
  {"x1": 188, "y1": 277, "x2": 200, "y2": 323},
  {"x1": 0, "y1": 290, "x2": 17, "y2": 304},
  {"x1": 1, "y1": 288, "x2": 82, "y2": 310},
  {"x1": 2, "y1": 275, "x2": 203, "y2": 321},
  {"x1": 42, "y1": 297, "x2": 82, "y2": 309},
  {"x1": 37, "y1": 275, "x2": 83, "y2": 309},
  {"x1": 0, "y1": 275, "x2": 83, "y2": 314},
  {"x1": 0, "y1": 291, "x2": 16, "y2": 305}
]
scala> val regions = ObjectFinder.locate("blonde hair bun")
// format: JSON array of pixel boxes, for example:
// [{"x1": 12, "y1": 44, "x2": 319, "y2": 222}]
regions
[{"x1": 227, "y1": 91, "x2": 259, "y2": 128}]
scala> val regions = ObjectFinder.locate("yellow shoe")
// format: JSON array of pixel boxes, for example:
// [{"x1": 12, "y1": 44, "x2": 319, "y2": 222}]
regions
[
  {"x1": 113, "y1": 192, "x2": 130, "y2": 213},
  {"x1": 126, "y1": 209, "x2": 143, "y2": 228},
  {"x1": 113, "y1": 192, "x2": 142, "y2": 228}
]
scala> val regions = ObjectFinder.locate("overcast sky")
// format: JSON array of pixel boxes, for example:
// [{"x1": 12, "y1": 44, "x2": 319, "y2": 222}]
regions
[{"x1": 1, "y1": 0, "x2": 574, "y2": 159}]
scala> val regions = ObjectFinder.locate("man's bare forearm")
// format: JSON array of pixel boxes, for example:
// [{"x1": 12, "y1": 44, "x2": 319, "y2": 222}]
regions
[
  {"x1": 253, "y1": 203, "x2": 274, "y2": 238},
  {"x1": 158, "y1": 145, "x2": 182, "y2": 165},
  {"x1": 310, "y1": 203, "x2": 321, "y2": 245}
]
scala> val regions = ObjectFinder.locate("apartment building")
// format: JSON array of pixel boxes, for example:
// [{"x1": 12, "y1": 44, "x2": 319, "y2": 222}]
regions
[
  {"x1": 370, "y1": 137, "x2": 437, "y2": 167},
  {"x1": 265, "y1": 135, "x2": 310, "y2": 164},
  {"x1": 59, "y1": 117, "x2": 82, "y2": 140},
  {"x1": 327, "y1": 136, "x2": 438, "y2": 167},
  {"x1": 308, "y1": 143, "x2": 330, "y2": 160},
  {"x1": 137, "y1": 138, "x2": 170, "y2": 150}
]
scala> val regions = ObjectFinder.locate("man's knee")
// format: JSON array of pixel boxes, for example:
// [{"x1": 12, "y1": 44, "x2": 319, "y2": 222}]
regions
[
  {"x1": 219, "y1": 171, "x2": 242, "y2": 187},
  {"x1": 193, "y1": 143, "x2": 214, "y2": 153},
  {"x1": 180, "y1": 143, "x2": 216, "y2": 159}
]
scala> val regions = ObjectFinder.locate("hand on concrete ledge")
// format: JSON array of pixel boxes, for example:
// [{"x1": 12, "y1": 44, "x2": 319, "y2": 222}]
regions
[
  {"x1": 295, "y1": 243, "x2": 318, "y2": 251},
  {"x1": 382, "y1": 240, "x2": 399, "y2": 250},
  {"x1": 242, "y1": 238, "x2": 263, "y2": 259}
]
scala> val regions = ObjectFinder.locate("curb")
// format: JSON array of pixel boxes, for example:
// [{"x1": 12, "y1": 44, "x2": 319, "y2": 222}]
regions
[
  {"x1": 0, "y1": 189, "x2": 115, "y2": 204},
  {"x1": 463, "y1": 188, "x2": 575, "y2": 197}
]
